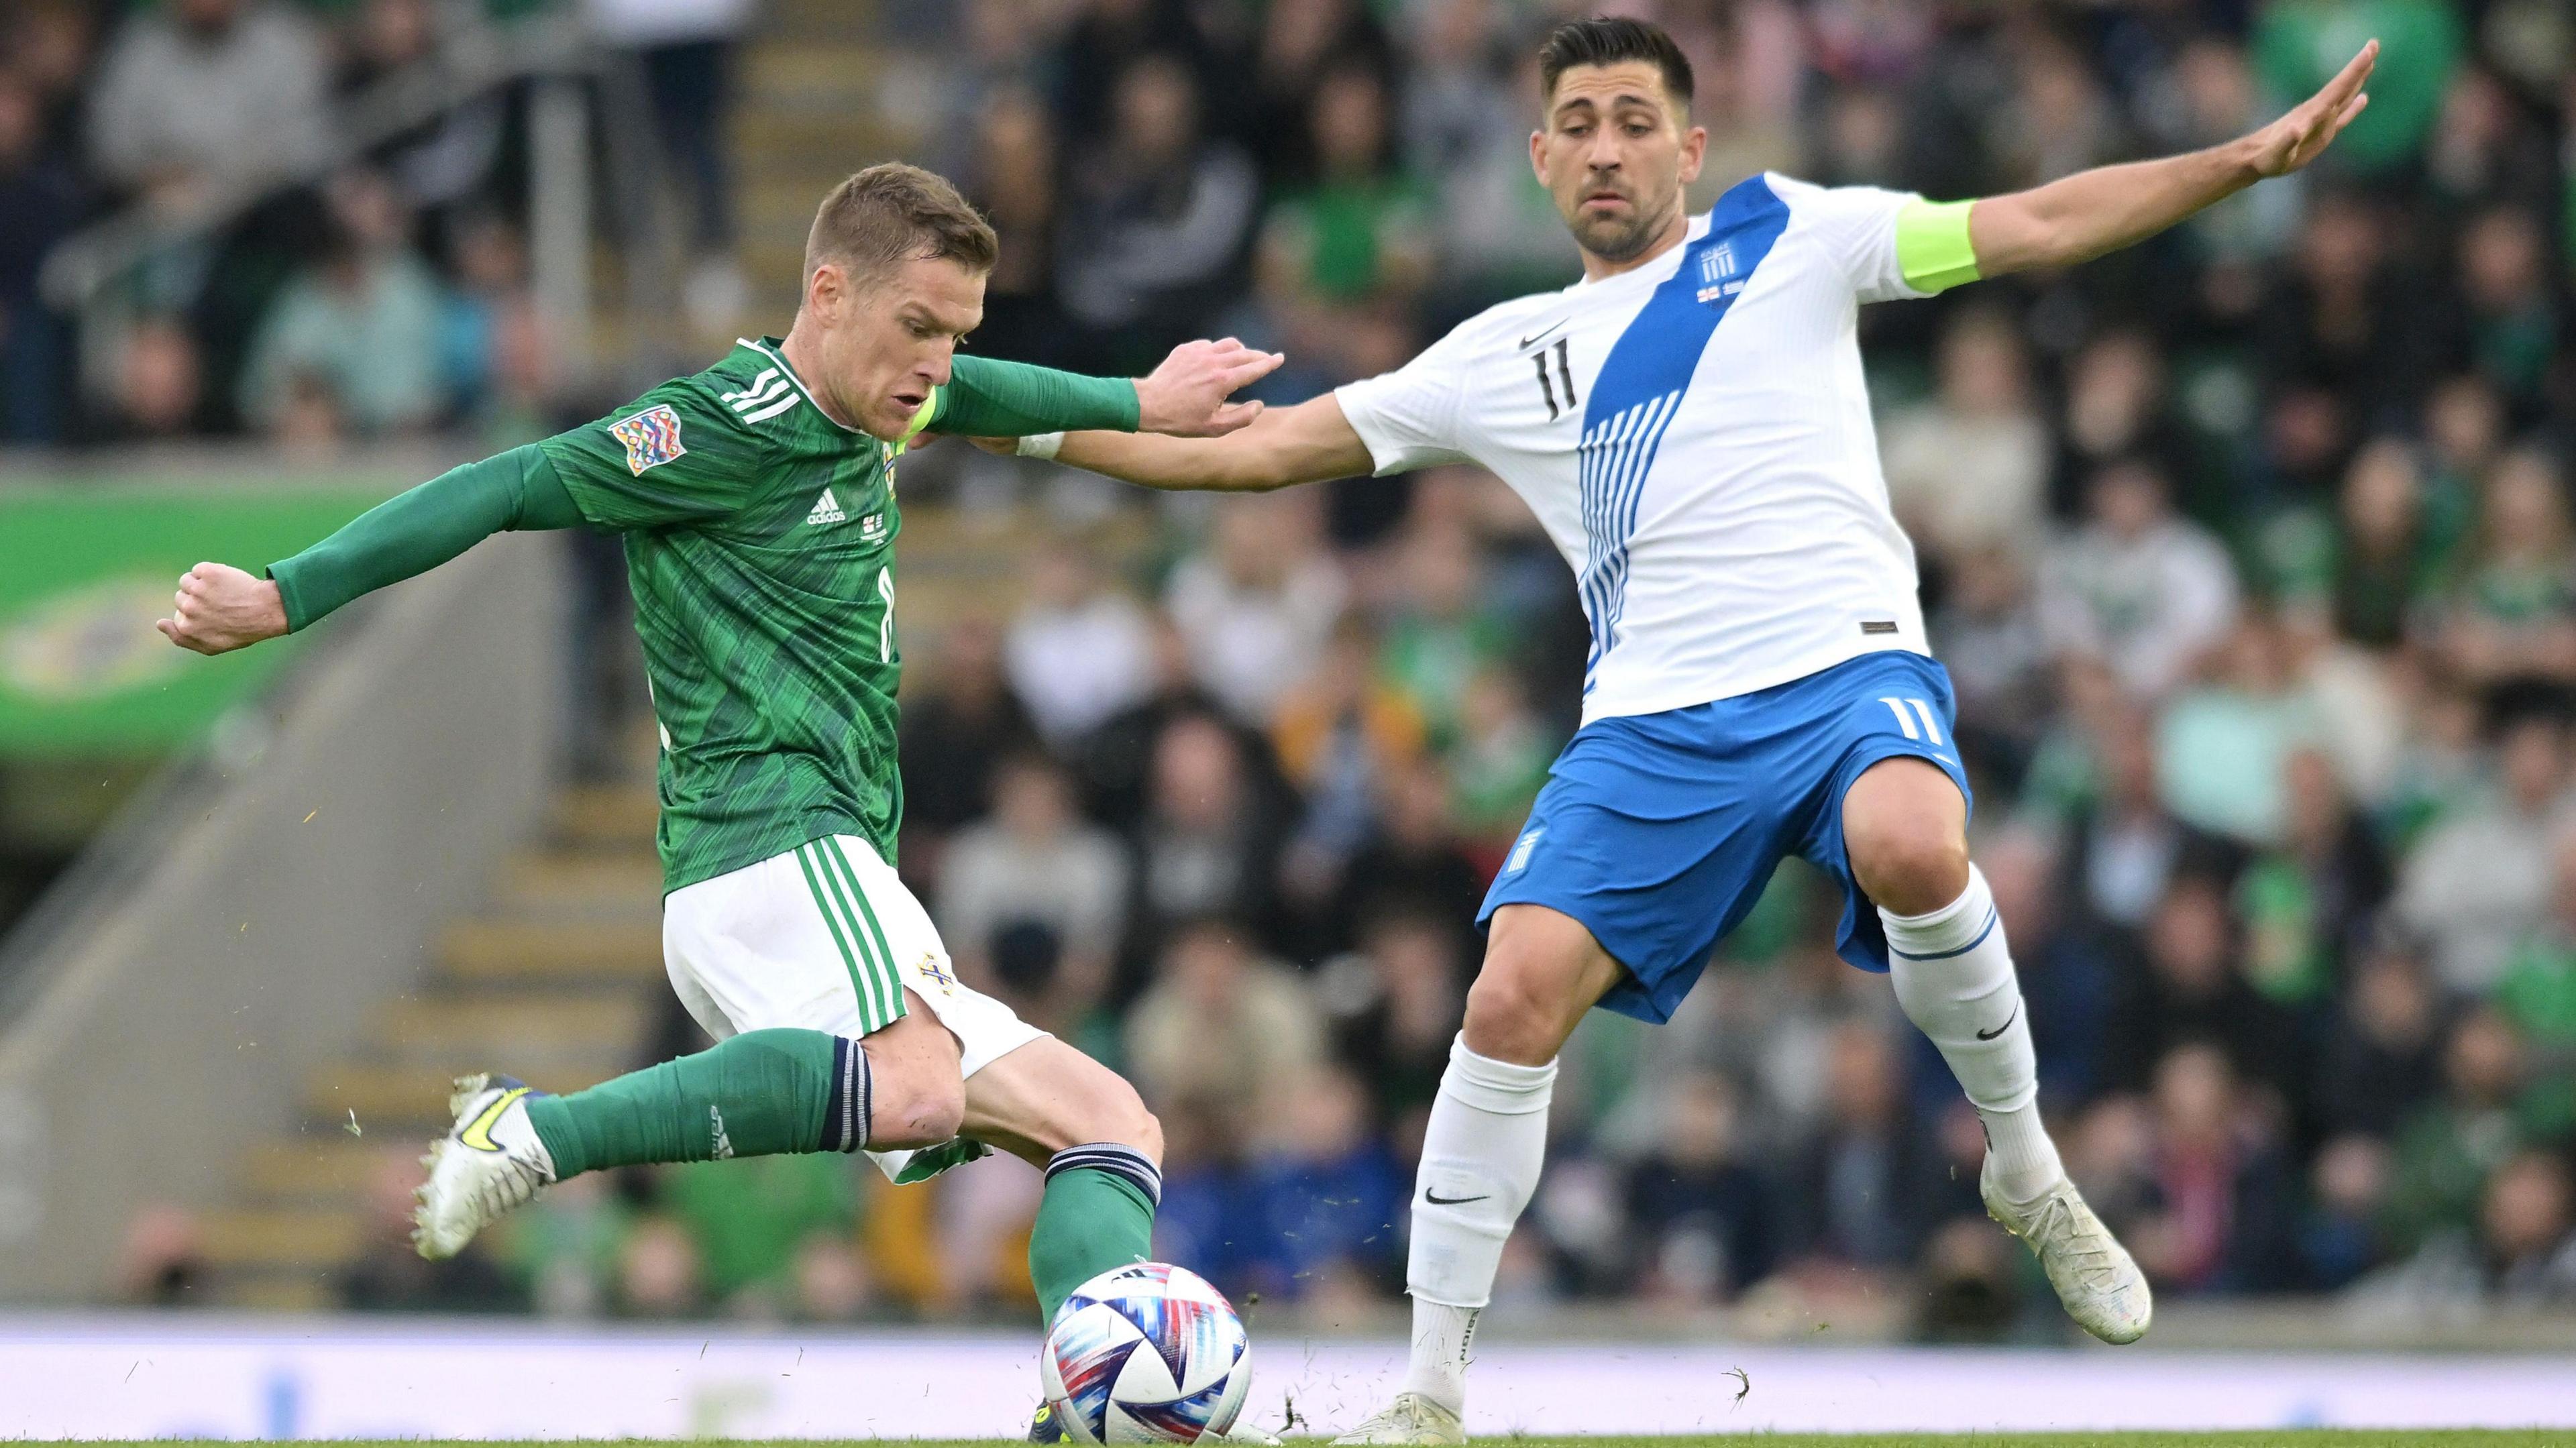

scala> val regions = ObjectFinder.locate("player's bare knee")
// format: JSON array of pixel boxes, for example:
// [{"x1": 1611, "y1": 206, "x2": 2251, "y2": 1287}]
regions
[
  {"x1": 1461, "y1": 965, "x2": 1559, "y2": 1066},
  {"x1": 1853, "y1": 819, "x2": 1970, "y2": 917},
  {"x1": 869, "y1": 1063, "x2": 966, "y2": 1150},
  {"x1": 861, "y1": 1008, "x2": 967, "y2": 1149}
]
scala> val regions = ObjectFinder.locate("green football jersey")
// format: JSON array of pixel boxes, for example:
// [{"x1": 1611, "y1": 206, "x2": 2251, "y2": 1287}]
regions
[{"x1": 541, "y1": 338, "x2": 916, "y2": 893}]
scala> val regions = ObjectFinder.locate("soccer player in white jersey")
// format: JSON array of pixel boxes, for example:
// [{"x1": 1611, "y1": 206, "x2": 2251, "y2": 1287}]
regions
[{"x1": 1008, "y1": 17, "x2": 2377, "y2": 1443}]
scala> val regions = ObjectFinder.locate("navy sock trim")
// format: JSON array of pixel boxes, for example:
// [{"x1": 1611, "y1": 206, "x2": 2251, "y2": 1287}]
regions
[
  {"x1": 1889, "y1": 906, "x2": 1998, "y2": 962},
  {"x1": 1046, "y1": 1141, "x2": 1163, "y2": 1207},
  {"x1": 822, "y1": 1037, "x2": 871, "y2": 1154}
]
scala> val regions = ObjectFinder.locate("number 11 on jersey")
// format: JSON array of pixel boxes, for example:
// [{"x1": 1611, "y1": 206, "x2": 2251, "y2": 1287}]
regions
[{"x1": 1531, "y1": 337, "x2": 1578, "y2": 421}]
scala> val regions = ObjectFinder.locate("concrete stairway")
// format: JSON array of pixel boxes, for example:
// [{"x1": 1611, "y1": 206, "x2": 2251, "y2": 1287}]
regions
[
  {"x1": 718, "y1": 0, "x2": 922, "y2": 341},
  {"x1": 197, "y1": 783, "x2": 666, "y2": 1311}
]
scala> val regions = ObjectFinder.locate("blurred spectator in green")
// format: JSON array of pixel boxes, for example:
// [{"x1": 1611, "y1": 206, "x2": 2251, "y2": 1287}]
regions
[
  {"x1": 2235, "y1": 748, "x2": 2390, "y2": 1007},
  {"x1": 1377, "y1": 520, "x2": 1510, "y2": 748},
  {"x1": 2453, "y1": 207, "x2": 2561, "y2": 421},
  {"x1": 2494, "y1": 830, "x2": 2576, "y2": 1063},
  {"x1": 1257, "y1": 62, "x2": 1430, "y2": 376},
  {"x1": 2266, "y1": 439, "x2": 2457, "y2": 653},
  {"x1": 2430, "y1": 450, "x2": 2576, "y2": 685},
  {"x1": 2384, "y1": 1007, "x2": 2557, "y2": 1252},
  {"x1": 497, "y1": 1170, "x2": 633, "y2": 1319},
  {"x1": 661, "y1": 1154, "x2": 862, "y2": 1317},
  {"x1": 1448, "y1": 666, "x2": 1551, "y2": 848}
]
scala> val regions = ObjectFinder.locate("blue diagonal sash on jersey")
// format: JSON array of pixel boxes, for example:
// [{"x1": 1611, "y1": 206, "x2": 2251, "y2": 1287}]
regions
[{"x1": 1576, "y1": 174, "x2": 1791, "y2": 693}]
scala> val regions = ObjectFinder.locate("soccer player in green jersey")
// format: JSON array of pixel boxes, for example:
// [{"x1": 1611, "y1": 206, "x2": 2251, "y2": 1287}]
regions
[{"x1": 155, "y1": 165, "x2": 1283, "y2": 1358}]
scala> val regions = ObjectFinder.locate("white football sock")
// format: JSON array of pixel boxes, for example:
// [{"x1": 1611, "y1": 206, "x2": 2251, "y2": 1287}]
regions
[
  {"x1": 1880, "y1": 865, "x2": 2063, "y2": 1206},
  {"x1": 1398, "y1": 1036, "x2": 1555, "y2": 1413}
]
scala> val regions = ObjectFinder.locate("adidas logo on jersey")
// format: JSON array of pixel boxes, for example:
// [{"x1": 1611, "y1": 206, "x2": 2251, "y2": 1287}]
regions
[{"x1": 806, "y1": 489, "x2": 847, "y2": 526}]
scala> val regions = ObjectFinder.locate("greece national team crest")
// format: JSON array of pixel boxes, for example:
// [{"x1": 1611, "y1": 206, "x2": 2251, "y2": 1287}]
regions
[
  {"x1": 1695, "y1": 241, "x2": 1745, "y2": 306},
  {"x1": 609, "y1": 404, "x2": 688, "y2": 476}
]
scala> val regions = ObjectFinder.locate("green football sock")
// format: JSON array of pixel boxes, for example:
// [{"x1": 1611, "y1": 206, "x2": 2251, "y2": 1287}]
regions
[
  {"x1": 523, "y1": 1027, "x2": 865, "y2": 1178},
  {"x1": 1029, "y1": 1144, "x2": 1163, "y2": 1324}
]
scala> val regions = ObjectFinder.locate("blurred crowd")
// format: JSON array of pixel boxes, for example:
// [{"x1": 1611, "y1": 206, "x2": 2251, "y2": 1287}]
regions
[
  {"x1": 74, "y1": 0, "x2": 2576, "y2": 1337},
  {"x1": 0, "y1": 0, "x2": 748, "y2": 449}
]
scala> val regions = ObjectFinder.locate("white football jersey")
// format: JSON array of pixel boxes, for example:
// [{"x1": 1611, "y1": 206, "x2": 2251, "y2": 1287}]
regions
[{"x1": 1338, "y1": 172, "x2": 1944, "y2": 726}]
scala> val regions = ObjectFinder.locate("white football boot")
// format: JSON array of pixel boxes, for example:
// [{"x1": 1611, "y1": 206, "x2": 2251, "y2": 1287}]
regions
[
  {"x1": 414, "y1": 1073, "x2": 557, "y2": 1259},
  {"x1": 1332, "y1": 1393, "x2": 1466, "y2": 1446},
  {"x1": 1982, "y1": 1160, "x2": 2153, "y2": 1344}
]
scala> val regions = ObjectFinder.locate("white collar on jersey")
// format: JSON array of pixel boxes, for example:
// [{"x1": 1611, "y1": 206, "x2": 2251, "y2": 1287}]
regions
[{"x1": 735, "y1": 336, "x2": 861, "y2": 434}]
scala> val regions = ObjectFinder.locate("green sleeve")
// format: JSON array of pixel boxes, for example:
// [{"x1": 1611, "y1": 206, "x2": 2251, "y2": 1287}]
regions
[
  {"x1": 926, "y1": 354, "x2": 1141, "y2": 437},
  {"x1": 538, "y1": 380, "x2": 767, "y2": 529},
  {"x1": 267, "y1": 444, "x2": 583, "y2": 632},
  {"x1": 1895, "y1": 198, "x2": 1981, "y2": 296}
]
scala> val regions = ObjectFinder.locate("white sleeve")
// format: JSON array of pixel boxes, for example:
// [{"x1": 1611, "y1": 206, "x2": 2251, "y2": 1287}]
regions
[
  {"x1": 1332, "y1": 321, "x2": 1480, "y2": 476},
  {"x1": 1775, "y1": 176, "x2": 1926, "y2": 305}
]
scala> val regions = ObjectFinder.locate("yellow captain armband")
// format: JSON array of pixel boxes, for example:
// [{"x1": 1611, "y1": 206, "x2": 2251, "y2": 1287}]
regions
[
  {"x1": 1895, "y1": 198, "x2": 1981, "y2": 295},
  {"x1": 893, "y1": 388, "x2": 942, "y2": 457}
]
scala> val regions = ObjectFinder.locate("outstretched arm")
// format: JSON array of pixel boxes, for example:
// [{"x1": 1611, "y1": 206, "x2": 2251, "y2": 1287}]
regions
[
  {"x1": 1968, "y1": 40, "x2": 2376, "y2": 278},
  {"x1": 926, "y1": 339, "x2": 1283, "y2": 441},
  {"x1": 157, "y1": 444, "x2": 582, "y2": 655},
  {"x1": 1044, "y1": 392, "x2": 1377, "y2": 494}
]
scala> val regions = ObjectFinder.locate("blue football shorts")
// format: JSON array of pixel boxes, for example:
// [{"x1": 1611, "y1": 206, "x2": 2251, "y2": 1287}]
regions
[{"x1": 1479, "y1": 650, "x2": 1973, "y2": 1023}]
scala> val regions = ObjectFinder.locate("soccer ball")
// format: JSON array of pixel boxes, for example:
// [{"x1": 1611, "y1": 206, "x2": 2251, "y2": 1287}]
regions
[{"x1": 1040, "y1": 1262, "x2": 1251, "y2": 1443}]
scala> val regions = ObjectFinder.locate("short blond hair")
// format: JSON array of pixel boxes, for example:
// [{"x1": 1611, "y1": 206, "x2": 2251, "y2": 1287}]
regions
[{"x1": 803, "y1": 162, "x2": 998, "y2": 287}]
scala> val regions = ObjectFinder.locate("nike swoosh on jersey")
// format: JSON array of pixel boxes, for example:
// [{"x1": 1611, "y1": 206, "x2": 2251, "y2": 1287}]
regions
[
  {"x1": 1975, "y1": 1003, "x2": 2020, "y2": 1042},
  {"x1": 1517, "y1": 320, "x2": 1568, "y2": 350},
  {"x1": 1424, "y1": 1190, "x2": 1491, "y2": 1206},
  {"x1": 458, "y1": 1087, "x2": 531, "y2": 1152}
]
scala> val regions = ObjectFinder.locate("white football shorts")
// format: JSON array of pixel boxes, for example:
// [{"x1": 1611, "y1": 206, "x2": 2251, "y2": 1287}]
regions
[{"x1": 660, "y1": 833, "x2": 1047, "y2": 1178}]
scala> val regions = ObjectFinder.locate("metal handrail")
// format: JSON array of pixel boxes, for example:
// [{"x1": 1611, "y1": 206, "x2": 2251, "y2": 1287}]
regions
[{"x1": 37, "y1": 9, "x2": 594, "y2": 311}]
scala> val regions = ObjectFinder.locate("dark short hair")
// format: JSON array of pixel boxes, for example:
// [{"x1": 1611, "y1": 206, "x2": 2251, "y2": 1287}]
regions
[
  {"x1": 803, "y1": 162, "x2": 998, "y2": 287},
  {"x1": 1539, "y1": 15, "x2": 1695, "y2": 109}
]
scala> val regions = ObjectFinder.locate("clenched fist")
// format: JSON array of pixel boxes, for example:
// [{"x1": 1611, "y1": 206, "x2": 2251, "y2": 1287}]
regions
[{"x1": 157, "y1": 561, "x2": 288, "y2": 655}]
